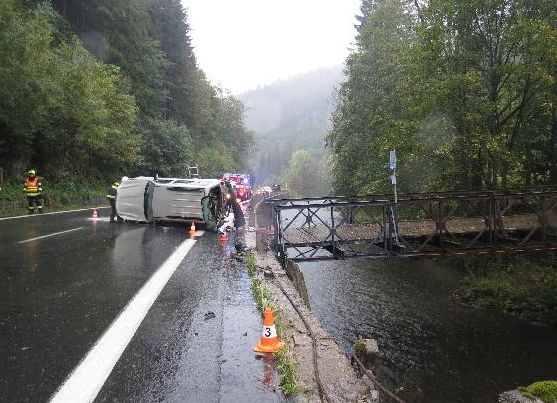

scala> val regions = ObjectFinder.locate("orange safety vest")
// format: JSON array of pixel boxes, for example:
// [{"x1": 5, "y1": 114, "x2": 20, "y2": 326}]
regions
[{"x1": 24, "y1": 177, "x2": 41, "y2": 196}]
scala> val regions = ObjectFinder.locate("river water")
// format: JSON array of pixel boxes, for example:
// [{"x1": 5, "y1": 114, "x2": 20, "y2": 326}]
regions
[{"x1": 299, "y1": 257, "x2": 557, "y2": 402}]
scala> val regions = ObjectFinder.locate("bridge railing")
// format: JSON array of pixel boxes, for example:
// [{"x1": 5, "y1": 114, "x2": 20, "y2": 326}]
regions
[
  {"x1": 265, "y1": 188, "x2": 557, "y2": 260},
  {"x1": 268, "y1": 198, "x2": 394, "y2": 260},
  {"x1": 394, "y1": 190, "x2": 557, "y2": 255}
]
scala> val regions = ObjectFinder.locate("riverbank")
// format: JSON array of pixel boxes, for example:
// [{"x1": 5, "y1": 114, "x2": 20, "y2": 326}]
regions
[
  {"x1": 0, "y1": 181, "x2": 106, "y2": 217},
  {"x1": 454, "y1": 254, "x2": 557, "y2": 326}
]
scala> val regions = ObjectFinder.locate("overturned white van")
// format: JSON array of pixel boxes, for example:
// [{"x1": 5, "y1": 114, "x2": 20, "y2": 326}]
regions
[{"x1": 116, "y1": 177, "x2": 230, "y2": 230}]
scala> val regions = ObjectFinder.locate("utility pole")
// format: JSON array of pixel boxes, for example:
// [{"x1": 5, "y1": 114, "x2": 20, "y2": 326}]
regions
[{"x1": 389, "y1": 149, "x2": 398, "y2": 203}]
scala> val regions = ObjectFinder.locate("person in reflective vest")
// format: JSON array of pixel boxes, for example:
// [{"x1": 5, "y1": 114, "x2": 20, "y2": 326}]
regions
[
  {"x1": 24, "y1": 169, "x2": 43, "y2": 214},
  {"x1": 106, "y1": 182, "x2": 122, "y2": 223}
]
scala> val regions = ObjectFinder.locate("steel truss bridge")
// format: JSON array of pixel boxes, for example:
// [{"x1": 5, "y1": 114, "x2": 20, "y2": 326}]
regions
[{"x1": 257, "y1": 188, "x2": 557, "y2": 261}]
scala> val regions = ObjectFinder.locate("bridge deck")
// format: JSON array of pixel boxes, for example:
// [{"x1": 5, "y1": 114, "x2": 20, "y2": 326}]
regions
[
  {"x1": 281, "y1": 224, "x2": 381, "y2": 246},
  {"x1": 280, "y1": 214, "x2": 548, "y2": 246}
]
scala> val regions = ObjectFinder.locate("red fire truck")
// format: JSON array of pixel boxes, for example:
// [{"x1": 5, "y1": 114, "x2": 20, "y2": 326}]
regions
[{"x1": 222, "y1": 173, "x2": 253, "y2": 202}]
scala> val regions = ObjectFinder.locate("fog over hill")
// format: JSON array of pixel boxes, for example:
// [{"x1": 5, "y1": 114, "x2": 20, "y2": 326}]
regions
[{"x1": 239, "y1": 66, "x2": 343, "y2": 187}]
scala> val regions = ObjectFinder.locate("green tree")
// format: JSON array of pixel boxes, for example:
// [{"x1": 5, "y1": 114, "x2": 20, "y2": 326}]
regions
[
  {"x1": 327, "y1": 0, "x2": 420, "y2": 195},
  {"x1": 52, "y1": 0, "x2": 168, "y2": 117},
  {"x1": 328, "y1": 0, "x2": 557, "y2": 195},
  {"x1": 0, "y1": 0, "x2": 57, "y2": 174},
  {"x1": 0, "y1": 1, "x2": 138, "y2": 179},
  {"x1": 138, "y1": 118, "x2": 192, "y2": 177},
  {"x1": 148, "y1": 0, "x2": 198, "y2": 125},
  {"x1": 0, "y1": 0, "x2": 254, "y2": 184},
  {"x1": 285, "y1": 150, "x2": 330, "y2": 197},
  {"x1": 417, "y1": 0, "x2": 557, "y2": 188}
]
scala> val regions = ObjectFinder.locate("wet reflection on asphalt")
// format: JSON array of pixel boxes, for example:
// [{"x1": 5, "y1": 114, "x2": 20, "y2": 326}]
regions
[
  {"x1": 1, "y1": 211, "x2": 188, "y2": 402},
  {"x1": 96, "y1": 227, "x2": 284, "y2": 403},
  {"x1": 1, "y1": 209, "x2": 283, "y2": 403}
]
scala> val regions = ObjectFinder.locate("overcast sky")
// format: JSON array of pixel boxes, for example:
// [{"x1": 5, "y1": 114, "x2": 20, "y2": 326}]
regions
[{"x1": 183, "y1": 0, "x2": 361, "y2": 94}]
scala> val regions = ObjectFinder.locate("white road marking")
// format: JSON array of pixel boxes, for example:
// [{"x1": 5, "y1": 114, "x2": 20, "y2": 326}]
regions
[
  {"x1": 0, "y1": 207, "x2": 109, "y2": 221},
  {"x1": 49, "y1": 238, "x2": 198, "y2": 403},
  {"x1": 17, "y1": 227, "x2": 84, "y2": 244},
  {"x1": 86, "y1": 217, "x2": 111, "y2": 222}
]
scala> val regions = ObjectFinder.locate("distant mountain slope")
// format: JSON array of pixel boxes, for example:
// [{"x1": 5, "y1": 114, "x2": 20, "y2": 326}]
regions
[{"x1": 239, "y1": 66, "x2": 343, "y2": 184}]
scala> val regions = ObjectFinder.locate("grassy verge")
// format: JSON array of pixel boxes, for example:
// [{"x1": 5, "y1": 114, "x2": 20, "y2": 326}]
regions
[
  {"x1": 0, "y1": 180, "x2": 106, "y2": 217},
  {"x1": 454, "y1": 254, "x2": 557, "y2": 326},
  {"x1": 245, "y1": 251, "x2": 300, "y2": 396}
]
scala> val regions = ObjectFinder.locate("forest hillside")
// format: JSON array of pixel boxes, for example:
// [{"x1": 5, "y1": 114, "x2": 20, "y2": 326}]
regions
[
  {"x1": 0, "y1": 0, "x2": 253, "y2": 185},
  {"x1": 240, "y1": 67, "x2": 343, "y2": 195}
]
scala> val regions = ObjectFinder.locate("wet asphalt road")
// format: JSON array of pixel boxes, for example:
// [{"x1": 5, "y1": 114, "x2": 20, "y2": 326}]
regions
[{"x1": 0, "y1": 210, "x2": 283, "y2": 403}]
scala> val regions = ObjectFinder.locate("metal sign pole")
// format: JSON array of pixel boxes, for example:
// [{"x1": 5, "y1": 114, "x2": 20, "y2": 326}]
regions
[
  {"x1": 389, "y1": 149, "x2": 398, "y2": 204},
  {"x1": 393, "y1": 173, "x2": 398, "y2": 204}
]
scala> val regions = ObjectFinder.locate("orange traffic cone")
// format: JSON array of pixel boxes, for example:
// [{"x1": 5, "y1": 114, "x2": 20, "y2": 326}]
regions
[
  {"x1": 218, "y1": 231, "x2": 227, "y2": 245},
  {"x1": 190, "y1": 222, "x2": 196, "y2": 232},
  {"x1": 254, "y1": 308, "x2": 285, "y2": 353},
  {"x1": 92, "y1": 208, "x2": 98, "y2": 219}
]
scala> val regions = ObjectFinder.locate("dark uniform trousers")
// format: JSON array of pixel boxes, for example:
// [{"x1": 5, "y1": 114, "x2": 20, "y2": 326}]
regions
[
  {"x1": 107, "y1": 186, "x2": 120, "y2": 222},
  {"x1": 27, "y1": 195, "x2": 43, "y2": 213}
]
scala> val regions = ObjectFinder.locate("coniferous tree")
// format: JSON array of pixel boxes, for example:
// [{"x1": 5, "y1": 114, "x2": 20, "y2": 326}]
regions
[{"x1": 0, "y1": 0, "x2": 256, "y2": 181}]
